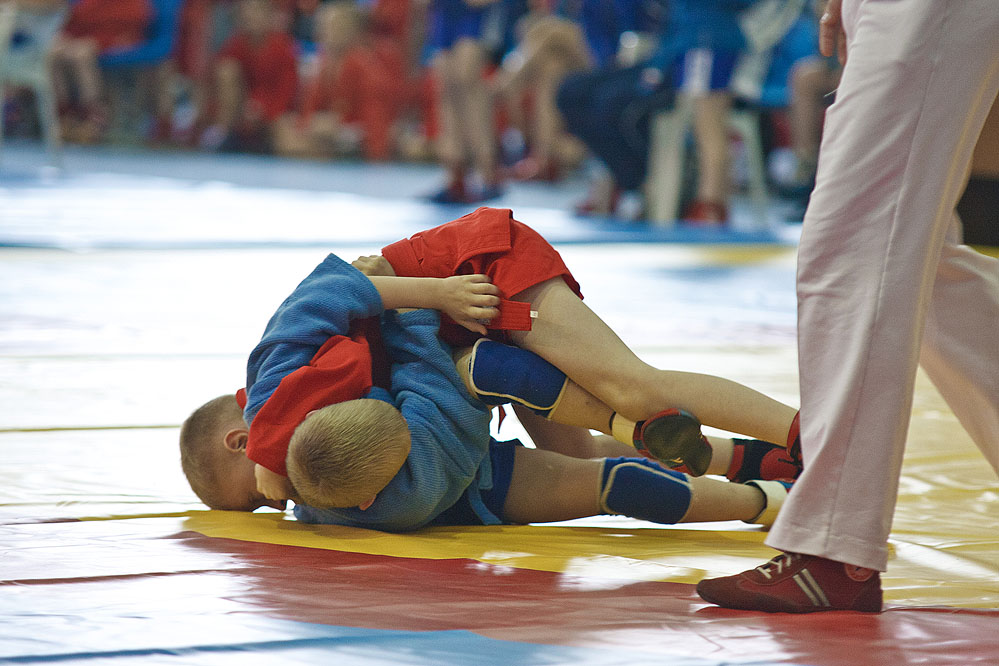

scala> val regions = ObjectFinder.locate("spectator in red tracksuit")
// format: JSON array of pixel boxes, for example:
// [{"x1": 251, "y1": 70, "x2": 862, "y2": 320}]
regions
[
  {"x1": 50, "y1": 0, "x2": 153, "y2": 142},
  {"x1": 199, "y1": 0, "x2": 298, "y2": 152},
  {"x1": 273, "y1": 2, "x2": 405, "y2": 161}
]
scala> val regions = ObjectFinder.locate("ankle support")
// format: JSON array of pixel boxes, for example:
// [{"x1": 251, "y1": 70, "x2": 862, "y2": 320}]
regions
[
  {"x1": 599, "y1": 457, "x2": 692, "y2": 524},
  {"x1": 467, "y1": 338, "x2": 568, "y2": 417},
  {"x1": 744, "y1": 480, "x2": 791, "y2": 528}
]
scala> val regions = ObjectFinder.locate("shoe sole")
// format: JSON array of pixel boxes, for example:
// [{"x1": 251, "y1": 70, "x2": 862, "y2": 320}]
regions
[
  {"x1": 696, "y1": 579, "x2": 883, "y2": 613},
  {"x1": 640, "y1": 411, "x2": 711, "y2": 476}
]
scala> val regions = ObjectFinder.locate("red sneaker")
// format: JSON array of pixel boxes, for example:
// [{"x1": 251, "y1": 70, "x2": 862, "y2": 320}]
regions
[{"x1": 697, "y1": 552, "x2": 882, "y2": 613}]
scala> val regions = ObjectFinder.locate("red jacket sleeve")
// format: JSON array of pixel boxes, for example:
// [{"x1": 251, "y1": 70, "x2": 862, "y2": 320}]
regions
[{"x1": 245, "y1": 334, "x2": 374, "y2": 475}]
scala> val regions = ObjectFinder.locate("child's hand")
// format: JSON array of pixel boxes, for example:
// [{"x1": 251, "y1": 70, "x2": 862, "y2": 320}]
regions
[
  {"x1": 439, "y1": 274, "x2": 501, "y2": 335},
  {"x1": 352, "y1": 255, "x2": 396, "y2": 277},
  {"x1": 255, "y1": 464, "x2": 295, "y2": 502}
]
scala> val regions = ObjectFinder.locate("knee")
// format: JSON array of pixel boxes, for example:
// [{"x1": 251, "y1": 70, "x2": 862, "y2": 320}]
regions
[
  {"x1": 617, "y1": 386, "x2": 662, "y2": 421},
  {"x1": 590, "y1": 377, "x2": 659, "y2": 421},
  {"x1": 449, "y1": 40, "x2": 486, "y2": 87}
]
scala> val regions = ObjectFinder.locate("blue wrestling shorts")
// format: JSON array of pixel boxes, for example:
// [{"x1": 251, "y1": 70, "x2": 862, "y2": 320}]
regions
[
  {"x1": 673, "y1": 48, "x2": 739, "y2": 95},
  {"x1": 427, "y1": 0, "x2": 487, "y2": 53},
  {"x1": 431, "y1": 438, "x2": 521, "y2": 526}
]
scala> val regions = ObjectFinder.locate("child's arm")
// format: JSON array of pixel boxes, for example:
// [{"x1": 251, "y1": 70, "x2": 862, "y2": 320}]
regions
[
  {"x1": 352, "y1": 255, "x2": 501, "y2": 335},
  {"x1": 255, "y1": 464, "x2": 297, "y2": 503},
  {"x1": 367, "y1": 274, "x2": 500, "y2": 335},
  {"x1": 245, "y1": 254, "x2": 383, "y2": 425}
]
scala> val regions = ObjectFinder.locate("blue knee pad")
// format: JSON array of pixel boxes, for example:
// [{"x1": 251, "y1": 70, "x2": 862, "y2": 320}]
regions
[
  {"x1": 467, "y1": 339, "x2": 568, "y2": 417},
  {"x1": 599, "y1": 457, "x2": 692, "y2": 524}
]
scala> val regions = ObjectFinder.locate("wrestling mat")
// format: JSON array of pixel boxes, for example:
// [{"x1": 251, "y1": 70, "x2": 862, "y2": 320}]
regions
[{"x1": 2, "y1": 147, "x2": 997, "y2": 665}]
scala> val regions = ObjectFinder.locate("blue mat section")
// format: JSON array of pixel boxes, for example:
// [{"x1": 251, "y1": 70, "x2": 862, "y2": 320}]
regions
[{"x1": 0, "y1": 616, "x2": 784, "y2": 665}]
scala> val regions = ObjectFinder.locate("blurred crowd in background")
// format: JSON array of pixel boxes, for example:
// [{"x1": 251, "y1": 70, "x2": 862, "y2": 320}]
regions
[{"x1": 1, "y1": 0, "x2": 839, "y2": 223}]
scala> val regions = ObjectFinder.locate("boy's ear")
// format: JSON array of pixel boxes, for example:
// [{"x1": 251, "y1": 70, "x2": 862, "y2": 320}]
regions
[
  {"x1": 223, "y1": 428, "x2": 249, "y2": 453},
  {"x1": 358, "y1": 495, "x2": 377, "y2": 511}
]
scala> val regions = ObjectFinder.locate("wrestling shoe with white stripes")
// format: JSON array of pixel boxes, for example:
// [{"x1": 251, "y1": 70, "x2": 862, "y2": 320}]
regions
[{"x1": 696, "y1": 552, "x2": 882, "y2": 613}]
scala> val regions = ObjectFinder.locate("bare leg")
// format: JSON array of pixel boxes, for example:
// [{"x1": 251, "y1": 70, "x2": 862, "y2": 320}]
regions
[
  {"x1": 508, "y1": 278, "x2": 798, "y2": 444},
  {"x1": 213, "y1": 58, "x2": 245, "y2": 133},
  {"x1": 501, "y1": 447, "x2": 764, "y2": 524},
  {"x1": 512, "y1": 404, "x2": 636, "y2": 459},
  {"x1": 789, "y1": 58, "x2": 840, "y2": 183},
  {"x1": 66, "y1": 38, "x2": 102, "y2": 109},
  {"x1": 433, "y1": 50, "x2": 468, "y2": 188},
  {"x1": 683, "y1": 475, "x2": 763, "y2": 523},
  {"x1": 501, "y1": 447, "x2": 602, "y2": 523},
  {"x1": 449, "y1": 38, "x2": 498, "y2": 185},
  {"x1": 691, "y1": 91, "x2": 732, "y2": 204}
]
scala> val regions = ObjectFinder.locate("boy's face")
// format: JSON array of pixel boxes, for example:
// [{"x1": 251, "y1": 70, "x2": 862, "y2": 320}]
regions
[{"x1": 218, "y1": 449, "x2": 287, "y2": 512}]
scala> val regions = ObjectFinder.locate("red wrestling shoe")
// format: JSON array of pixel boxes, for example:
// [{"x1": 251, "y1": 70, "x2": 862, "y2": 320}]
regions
[
  {"x1": 681, "y1": 199, "x2": 728, "y2": 226},
  {"x1": 573, "y1": 182, "x2": 621, "y2": 217},
  {"x1": 727, "y1": 439, "x2": 803, "y2": 483},
  {"x1": 786, "y1": 412, "x2": 803, "y2": 469},
  {"x1": 427, "y1": 179, "x2": 468, "y2": 204},
  {"x1": 633, "y1": 409, "x2": 712, "y2": 476},
  {"x1": 697, "y1": 552, "x2": 882, "y2": 613}
]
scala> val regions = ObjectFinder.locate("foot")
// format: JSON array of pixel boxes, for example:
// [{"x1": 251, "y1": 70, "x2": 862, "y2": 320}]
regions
[
  {"x1": 199, "y1": 125, "x2": 229, "y2": 152},
  {"x1": 427, "y1": 180, "x2": 467, "y2": 204},
  {"x1": 727, "y1": 439, "x2": 803, "y2": 483},
  {"x1": 633, "y1": 409, "x2": 712, "y2": 476},
  {"x1": 681, "y1": 199, "x2": 728, "y2": 226},
  {"x1": 697, "y1": 552, "x2": 882, "y2": 613},
  {"x1": 510, "y1": 156, "x2": 560, "y2": 182},
  {"x1": 573, "y1": 182, "x2": 621, "y2": 217},
  {"x1": 465, "y1": 182, "x2": 505, "y2": 203}
]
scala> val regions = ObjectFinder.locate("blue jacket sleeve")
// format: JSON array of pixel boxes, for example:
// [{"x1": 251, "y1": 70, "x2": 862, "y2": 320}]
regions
[
  {"x1": 244, "y1": 254, "x2": 383, "y2": 424},
  {"x1": 294, "y1": 309, "x2": 493, "y2": 532}
]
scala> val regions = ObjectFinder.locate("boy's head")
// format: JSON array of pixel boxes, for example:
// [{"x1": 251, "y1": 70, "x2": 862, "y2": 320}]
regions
[
  {"x1": 179, "y1": 394, "x2": 286, "y2": 512},
  {"x1": 287, "y1": 399, "x2": 410, "y2": 510}
]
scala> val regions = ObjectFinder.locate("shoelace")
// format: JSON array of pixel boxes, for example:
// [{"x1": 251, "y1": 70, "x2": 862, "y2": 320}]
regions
[{"x1": 755, "y1": 552, "x2": 800, "y2": 580}]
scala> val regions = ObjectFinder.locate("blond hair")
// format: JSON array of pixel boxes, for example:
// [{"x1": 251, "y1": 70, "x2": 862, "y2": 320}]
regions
[
  {"x1": 179, "y1": 394, "x2": 244, "y2": 509},
  {"x1": 287, "y1": 399, "x2": 410, "y2": 509}
]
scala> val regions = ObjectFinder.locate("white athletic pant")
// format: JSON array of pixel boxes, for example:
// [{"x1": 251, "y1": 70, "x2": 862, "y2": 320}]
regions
[{"x1": 767, "y1": 0, "x2": 999, "y2": 571}]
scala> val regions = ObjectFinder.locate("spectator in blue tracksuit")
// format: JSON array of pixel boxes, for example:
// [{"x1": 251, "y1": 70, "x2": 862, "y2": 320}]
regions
[{"x1": 557, "y1": 0, "x2": 756, "y2": 222}]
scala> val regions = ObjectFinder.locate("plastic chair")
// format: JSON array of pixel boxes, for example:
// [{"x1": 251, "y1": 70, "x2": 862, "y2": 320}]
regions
[{"x1": 0, "y1": 3, "x2": 67, "y2": 168}]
